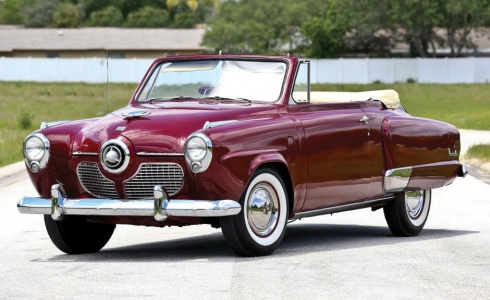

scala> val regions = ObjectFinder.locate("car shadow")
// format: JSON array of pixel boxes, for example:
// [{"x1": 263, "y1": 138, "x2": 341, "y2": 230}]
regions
[{"x1": 43, "y1": 223, "x2": 478, "y2": 263}]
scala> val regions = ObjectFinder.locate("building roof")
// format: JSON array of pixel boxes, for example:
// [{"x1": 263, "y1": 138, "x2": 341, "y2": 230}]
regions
[{"x1": 0, "y1": 27, "x2": 205, "y2": 52}]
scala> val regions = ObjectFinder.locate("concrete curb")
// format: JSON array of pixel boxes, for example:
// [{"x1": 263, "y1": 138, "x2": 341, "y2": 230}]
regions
[
  {"x1": 459, "y1": 129, "x2": 490, "y2": 156},
  {"x1": 0, "y1": 161, "x2": 27, "y2": 188},
  {"x1": 0, "y1": 161, "x2": 25, "y2": 177}
]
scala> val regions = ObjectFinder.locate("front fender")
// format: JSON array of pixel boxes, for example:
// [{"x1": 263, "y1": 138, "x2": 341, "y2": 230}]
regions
[{"x1": 186, "y1": 116, "x2": 298, "y2": 203}]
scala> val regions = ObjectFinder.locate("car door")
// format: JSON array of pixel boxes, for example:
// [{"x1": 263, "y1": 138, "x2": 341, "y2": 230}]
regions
[{"x1": 288, "y1": 102, "x2": 374, "y2": 211}]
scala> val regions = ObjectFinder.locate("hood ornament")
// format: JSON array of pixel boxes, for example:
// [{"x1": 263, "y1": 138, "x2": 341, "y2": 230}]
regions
[
  {"x1": 203, "y1": 120, "x2": 237, "y2": 130},
  {"x1": 122, "y1": 110, "x2": 150, "y2": 120}
]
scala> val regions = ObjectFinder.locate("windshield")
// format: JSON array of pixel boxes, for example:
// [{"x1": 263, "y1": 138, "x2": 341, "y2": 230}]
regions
[{"x1": 137, "y1": 60, "x2": 287, "y2": 103}]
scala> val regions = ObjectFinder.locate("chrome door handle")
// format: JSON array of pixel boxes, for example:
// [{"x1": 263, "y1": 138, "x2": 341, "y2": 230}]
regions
[{"x1": 359, "y1": 115, "x2": 369, "y2": 124}]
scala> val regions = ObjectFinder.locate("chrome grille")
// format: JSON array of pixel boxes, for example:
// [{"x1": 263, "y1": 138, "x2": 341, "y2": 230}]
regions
[
  {"x1": 77, "y1": 162, "x2": 118, "y2": 199},
  {"x1": 124, "y1": 163, "x2": 184, "y2": 199}
]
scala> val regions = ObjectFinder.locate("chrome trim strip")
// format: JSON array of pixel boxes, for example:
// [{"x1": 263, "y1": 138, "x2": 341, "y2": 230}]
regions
[
  {"x1": 137, "y1": 152, "x2": 184, "y2": 157},
  {"x1": 292, "y1": 196, "x2": 394, "y2": 220},
  {"x1": 203, "y1": 120, "x2": 237, "y2": 130},
  {"x1": 40, "y1": 120, "x2": 71, "y2": 130},
  {"x1": 18, "y1": 184, "x2": 241, "y2": 221},
  {"x1": 73, "y1": 152, "x2": 98, "y2": 156},
  {"x1": 384, "y1": 167, "x2": 413, "y2": 193}
]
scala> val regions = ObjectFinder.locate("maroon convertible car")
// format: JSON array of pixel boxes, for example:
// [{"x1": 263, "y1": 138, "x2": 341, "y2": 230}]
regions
[{"x1": 18, "y1": 54, "x2": 467, "y2": 256}]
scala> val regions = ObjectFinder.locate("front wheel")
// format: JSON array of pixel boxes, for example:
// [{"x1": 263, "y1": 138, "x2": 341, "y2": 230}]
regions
[
  {"x1": 383, "y1": 189, "x2": 431, "y2": 237},
  {"x1": 44, "y1": 215, "x2": 116, "y2": 254},
  {"x1": 220, "y1": 167, "x2": 289, "y2": 256}
]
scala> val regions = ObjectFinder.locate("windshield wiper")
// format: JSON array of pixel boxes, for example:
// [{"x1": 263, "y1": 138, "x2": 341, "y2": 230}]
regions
[
  {"x1": 202, "y1": 96, "x2": 251, "y2": 103},
  {"x1": 149, "y1": 96, "x2": 194, "y2": 103}
]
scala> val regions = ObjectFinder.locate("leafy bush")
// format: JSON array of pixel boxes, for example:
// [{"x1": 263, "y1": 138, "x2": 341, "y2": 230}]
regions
[
  {"x1": 18, "y1": 110, "x2": 34, "y2": 130},
  {"x1": 125, "y1": 6, "x2": 169, "y2": 28},
  {"x1": 172, "y1": 12, "x2": 195, "y2": 28},
  {"x1": 52, "y1": 3, "x2": 81, "y2": 28},
  {"x1": 24, "y1": 0, "x2": 59, "y2": 28},
  {"x1": 87, "y1": 6, "x2": 123, "y2": 27}
]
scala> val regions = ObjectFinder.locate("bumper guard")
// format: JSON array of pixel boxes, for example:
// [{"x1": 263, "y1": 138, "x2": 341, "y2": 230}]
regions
[{"x1": 17, "y1": 184, "x2": 241, "y2": 222}]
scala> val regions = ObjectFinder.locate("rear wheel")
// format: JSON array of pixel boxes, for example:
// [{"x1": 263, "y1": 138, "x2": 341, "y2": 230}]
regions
[
  {"x1": 44, "y1": 215, "x2": 115, "y2": 254},
  {"x1": 220, "y1": 167, "x2": 288, "y2": 256},
  {"x1": 383, "y1": 189, "x2": 431, "y2": 237}
]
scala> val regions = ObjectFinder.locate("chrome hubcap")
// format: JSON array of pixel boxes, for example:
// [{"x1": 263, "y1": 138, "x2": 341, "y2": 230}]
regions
[
  {"x1": 247, "y1": 183, "x2": 279, "y2": 236},
  {"x1": 406, "y1": 190, "x2": 424, "y2": 219}
]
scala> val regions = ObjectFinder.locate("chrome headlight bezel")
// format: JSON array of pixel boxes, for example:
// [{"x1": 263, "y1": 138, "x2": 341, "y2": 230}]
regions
[
  {"x1": 23, "y1": 132, "x2": 50, "y2": 173},
  {"x1": 184, "y1": 132, "x2": 212, "y2": 173}
]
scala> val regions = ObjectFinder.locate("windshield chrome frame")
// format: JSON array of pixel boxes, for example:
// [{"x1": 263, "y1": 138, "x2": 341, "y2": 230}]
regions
[{"x1": 134, "y1": 57, "x2": 290, "y2": 104}]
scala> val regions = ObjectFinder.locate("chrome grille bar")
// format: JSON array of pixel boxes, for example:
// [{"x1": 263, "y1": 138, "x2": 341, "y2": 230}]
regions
[
  {"x1": 77, "y1": 162, "x2": 119, "y2": 199},
  {"x1": 124, "y1": 163, "x2": 184, "y2": 199}
]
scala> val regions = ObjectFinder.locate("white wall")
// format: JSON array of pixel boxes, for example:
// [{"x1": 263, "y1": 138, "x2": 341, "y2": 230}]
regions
[
  {"x1": 0, "y1": 57, "x2": 154, "y2": 83},
  {"x1": 1, "y1": 57, "x2": 489, "y2": 84}
]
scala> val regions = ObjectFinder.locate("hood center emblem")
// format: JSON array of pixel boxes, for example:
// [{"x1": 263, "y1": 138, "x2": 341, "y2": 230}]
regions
[
  {"x1": 105, "y1": 147, "x2": 121, "y2": 164},
  {"x1": 100, "y1": 139, "x2": 130, "y2": 174}
]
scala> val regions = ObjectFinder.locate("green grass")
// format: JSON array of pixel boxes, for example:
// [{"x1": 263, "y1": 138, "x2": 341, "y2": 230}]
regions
[
  {"x1": 465, "y1": 144, "x2": 490, "y2": 161},
  {"x1": 0, "y1": 82, "x2": 137, "y2": 167},
  {"x1": 0, "y1": 82, "x2": 489, "y2": 167}
]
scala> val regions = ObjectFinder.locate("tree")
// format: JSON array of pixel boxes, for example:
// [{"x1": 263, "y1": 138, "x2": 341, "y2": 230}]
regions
[
  {"x1": 301, "y1": 21, "x2": 344, "y2": 58},
  {"x1": 331, "y1": 0, "x2": 490, "y2": 57},
  {"x1": 192, "y1": 0, "x2": 221, "y2": 23},
  {"x1": 390, "y1": 0, "x2": 444, "y2": 57},
  {"x1": 441, "y1": 0, "x2": 490, "y2": 56},
  {"x1": 52, "y1": 2, "x2": 81, "y2": 28},
  {"x1": 333, "y1": 0, "x2": 392, "y2": 56},
  {"x1": 87, "y1": 5, "x2": 123, "y2": 27},
  {"x1": 203, "y1": 0, "x2": 325, "y2": 55},
  {"x1": 300, "y1": 1, "x2": 346, "y2": 58},
  {"x1": 125, "y1": 6, "x2": 169, "y2": 28},
  {"x1": 0, "y1": 0, "x2": 25, "y2": 24},
  {"x1": 172, "y1": 11, "x2": 195, "y2": 28},
  {"x1": 118, "y1": 0, "x2": 167, "y2": 17},
  {"x1": 24, "y1": 0, "x2": 60, "y2": 28},
  {"x1": 80, "y1": 0, "x2": 166, "y2": 19}
]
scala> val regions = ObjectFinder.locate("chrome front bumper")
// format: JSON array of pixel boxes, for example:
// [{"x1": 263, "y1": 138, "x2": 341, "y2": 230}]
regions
[{"x1": 17, "y1": 184, "x2": 241, "y2": 222}]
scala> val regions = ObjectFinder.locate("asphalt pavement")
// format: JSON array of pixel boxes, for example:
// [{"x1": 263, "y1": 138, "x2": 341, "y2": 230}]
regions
[{"x1": 0, "y1": 130, "x2": 489, "y2": 299}]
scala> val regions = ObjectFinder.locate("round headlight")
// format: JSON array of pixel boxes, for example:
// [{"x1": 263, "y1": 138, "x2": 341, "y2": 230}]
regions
[
  {"x1": 23, "y1": 133, "x2": 50, "y2": 173},
  {"x1": 186, "y1": 136, "x2": 207, "y2": 161},
  {"x1": 24, "y1": 135, "x2": 46, "y2": 161},
  {"x1": 184, "y1": 133, "x2": 212, "y2": 173}
]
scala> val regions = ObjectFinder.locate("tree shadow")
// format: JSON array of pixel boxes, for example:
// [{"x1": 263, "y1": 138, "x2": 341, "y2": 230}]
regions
[{"x1": 42, "y1": 223, "x2": 478, "y2": 263}]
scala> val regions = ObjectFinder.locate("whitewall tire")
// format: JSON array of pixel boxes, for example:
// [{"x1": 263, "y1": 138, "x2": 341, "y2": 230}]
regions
[
  {"x1": 220, "y1": 167, "x2": 288, "y2": 256},
  {"x1": 384, "y1": 189, "x2": 431, "y2": 237}
]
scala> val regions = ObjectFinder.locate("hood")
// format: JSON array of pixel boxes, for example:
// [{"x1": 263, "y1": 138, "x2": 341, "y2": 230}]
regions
[{"x1": 73, "y1": 100, "x2": 279, "y2": 154}]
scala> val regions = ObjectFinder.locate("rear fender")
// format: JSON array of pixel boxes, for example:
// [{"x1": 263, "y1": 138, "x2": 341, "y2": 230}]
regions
[{"x1": 382, "y1": 116, "x2": 463, "y2": 193}]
